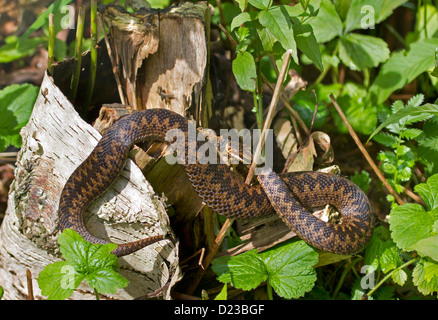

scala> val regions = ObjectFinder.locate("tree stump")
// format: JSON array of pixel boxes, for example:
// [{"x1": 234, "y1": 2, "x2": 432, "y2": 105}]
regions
[{"x1": 0, "y1": 2, "x2": 213, "y2": 300}]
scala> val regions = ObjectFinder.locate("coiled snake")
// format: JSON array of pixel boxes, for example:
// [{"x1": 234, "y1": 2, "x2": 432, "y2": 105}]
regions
[{"x1": 59, "y1": 108, "x2": 374, "y2": 257}]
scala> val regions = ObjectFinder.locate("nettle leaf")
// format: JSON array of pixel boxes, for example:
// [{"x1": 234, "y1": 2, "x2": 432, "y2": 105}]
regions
[
  {"x1": 0, "y1": 83, "x2": 38, "y2": 151},
  {"x1": 401, "y1": 128, "x2": 423, "y2": 140},
  {"x1": 389, "y1": 204, "x2": 438, "y2": 251},
  {"x1": 232, "y1": 51, "x2": 257, "y2": 92},
  {"x1": 339, "y1": 33, "x2": 390, "y2": 71},
  {"x1": 260, "y1": 241, "x2": 318, "y2": 299},
  {"x1": 258, "y1": 6, "x2": 298, "y2": 62}
]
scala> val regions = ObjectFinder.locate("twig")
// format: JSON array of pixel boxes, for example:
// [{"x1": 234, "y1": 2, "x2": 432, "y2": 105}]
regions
[
  {"x1": 329, "y1": 94, "x2": 404, "y2": 206},
  {"x1": 282, "y1": 90, "x2": 318, "y2": 173},
  {"x1": 98, "y1": 13, "x2": 126, "y2": 105},
  {"x1": 217, "y1": 23, "x2": 238, "y2": 48},
  {"x1": 26, "y1": 269, "x2": 34, "y2": 300},
  {"x1": 246, "y1": 49, "x2": 293, "y2": 184},
  {"x1": 186, "y1": 218, "x2": 234, "y2": 294}
]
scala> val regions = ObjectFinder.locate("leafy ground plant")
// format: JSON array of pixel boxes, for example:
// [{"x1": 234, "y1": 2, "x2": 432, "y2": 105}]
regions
[
  {"x1": 212, "y1": 240, "x2": 318, "y2": 299},
  {"x1": 37, "y1": 229, "x2": 129, "y2": 300}
]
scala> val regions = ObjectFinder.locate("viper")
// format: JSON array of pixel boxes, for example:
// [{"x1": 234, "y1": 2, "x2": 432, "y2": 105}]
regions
[{"x1": 58, "y1": 108, "x2": 374, "y2": 257}]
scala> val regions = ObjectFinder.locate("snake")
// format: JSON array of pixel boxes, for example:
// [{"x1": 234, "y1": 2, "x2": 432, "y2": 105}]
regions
[{"x1": 58, "y1": 108, "x2": 375, "y2": 257}]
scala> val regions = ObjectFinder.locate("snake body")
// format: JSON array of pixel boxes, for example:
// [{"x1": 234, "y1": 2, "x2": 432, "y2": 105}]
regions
[{"x1": 59, "y1": 108, "x2": 374, "y2": 257}]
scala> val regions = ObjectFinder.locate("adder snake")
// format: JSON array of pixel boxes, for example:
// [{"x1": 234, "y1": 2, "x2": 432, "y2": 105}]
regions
[{"x1": 58, "y1": 108, "x2": 374, "y2": 256}]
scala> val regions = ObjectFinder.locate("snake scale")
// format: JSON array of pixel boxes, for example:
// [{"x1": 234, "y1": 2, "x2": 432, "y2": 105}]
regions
[{"x1": 59, "y1": 108, "x2": 374, "y2": 257}]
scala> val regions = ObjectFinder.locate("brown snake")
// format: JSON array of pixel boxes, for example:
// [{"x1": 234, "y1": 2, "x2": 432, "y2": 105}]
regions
[{"x1": 59, "y1": 108, "x2": 374, "y2": 257}]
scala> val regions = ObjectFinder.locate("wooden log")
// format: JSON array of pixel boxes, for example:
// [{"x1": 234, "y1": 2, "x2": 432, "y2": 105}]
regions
[{"x1": 0, "y1": 72, "x2": 181, "y2": 299}]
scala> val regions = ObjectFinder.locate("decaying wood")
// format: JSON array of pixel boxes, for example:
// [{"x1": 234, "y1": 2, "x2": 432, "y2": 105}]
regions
[
  {"x1": 100, "y1": 3, "x2": 210, "y2": 115},
  {"x1": 0, "y1": 72, "x2": 181, "y2": 300}
]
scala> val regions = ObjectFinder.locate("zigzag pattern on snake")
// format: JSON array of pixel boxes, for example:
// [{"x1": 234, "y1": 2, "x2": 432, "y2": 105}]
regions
[{"x1": 58, "y1": 108, "x2": 375, "y2": 257}]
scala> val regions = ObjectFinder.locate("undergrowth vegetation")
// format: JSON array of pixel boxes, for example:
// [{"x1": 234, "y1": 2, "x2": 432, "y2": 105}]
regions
[{"x1": 1, "y1": 0, "x2": 438, "y2": 300}]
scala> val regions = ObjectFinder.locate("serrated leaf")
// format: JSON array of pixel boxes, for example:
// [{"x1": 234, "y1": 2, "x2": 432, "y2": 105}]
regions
[
  {"x1": 261, "y1": 240, "x2": 318, "y2": 299},
  {"x1": 412, "y1": 259, "x2": 438, "y2": 295},
  {"x1": 38, "y1": 229, "x2": 129, "y2": 299},
  {"x1": 86, "y1": 268, "x2": 129, "y2": 294},
  {"x1": 37, "y1": 261, "x2": 84, "y2": 300},
  {"x1": 391, "y1": 268, "x2": 407, "y2": 286},
  {"x1": 414, "y1": 174, "x2": 438, "y2": 211},
  {"x1": 389, "y1": 204, "x2": 438, "y2": 250},
  {"x1": 211, "y1": 250, "x2": 268, "y2": 291},
  {"x1": 339, "y1": 33, "x2": 390, "y2": 71},
  {"x1": 401, "y1": 128, "x2": 423, "y2": 140},
  {"x1": 409, "y1": 236, "x2": 438, "y2": 262},
  {"x1": 373, "y1": 132, "x2": 398, "y2": 147},
  {"x1": 350, "y1": 170, "x2": 371, "y2": 194},
  {"x1": 369, "y1": 103, "x2": 438, "y2": 142}
]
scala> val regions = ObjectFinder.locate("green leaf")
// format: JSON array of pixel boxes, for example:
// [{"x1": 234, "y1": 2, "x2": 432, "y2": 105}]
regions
[
  {"x1": 0, "y1": 36, "x2": 46, "y2": 63},
  {"x1": 389, "y1": 204, "x2": 438, "y2": 251},
  {"x1": 0, "y1": 286, "x2": 3, "y2": 299},
  {"x1": 37, "y1": 261, "x2": 85, "y2": 300},
  {"x1": 232, "y1": 51, "x2": 257, "y2": 92},
  {"x1": 212, "y1": 250, "x2": 268, "y2": 291},
  {"x1": 368, "y1": 103, "x2": 438, "y2": 142},
  {"x1": 86, "y1": 268, "x2": 129, "y2": 294},
  {"x1": 0, "y1": 84, "x2": 38, "y2": 151},
  {"x1": 410, "y1": 236, "x2": 438, "y2": 262},
  {"x1": 414, "y1": 174, "x2": 438, "y2": 211},
  {"x1": 214, "y1": 284, "x2": 228, "y2": 300},
  {"x1": 344, "y1": 0, "x2": 406, "y2": 33},
  {"x1": 248, "y1": 0, "x2": 272, "y2": 10},
  {"x1": 292, "y1": 23, "x2": 323, "y2": 70},
  {"x1": 231, "y1": 12, "x2": 258, "y2": 31},
  {"x1": 350, "y1": 170, "x2": 371, "y2": 194},
  {"x1": 260, "y1": 241, "x2": 318, "y2": 299},
  {"x1": 373, "y1": 132, "x2": 399, "y2": 148},
  {"x1": 330, "y1": 82, "x2": 377, "y2": 135},
  {"x1": 339, "y1": 33, "x2": 390, "y2": 71},
  {"x1": 412, "y1": 258, "x2": 438, "y2": 295},
  {"x1": 259, "y1": 6, "x2": 298, "y2": 62},
  {"x1": 38, "y1": 229, "x2": 128, "y2": 300},
  {"x1": 307, "y1": 0, "x2": 342, "y2": 43},
  {"x1": 19, "y1": 0, "x2": 74, "y2": 44},
  {"x1": 391, "y1": 268, "x2": 408, "y2": 286},
  {"x1": 368, "y1": 38, "x2": 438, "y2": 105}
]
